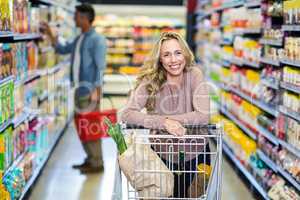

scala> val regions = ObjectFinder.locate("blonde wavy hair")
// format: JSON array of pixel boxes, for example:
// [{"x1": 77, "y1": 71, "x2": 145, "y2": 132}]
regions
[{"x1": 136, "y1": 31, "x2": 195, "y2": 112}]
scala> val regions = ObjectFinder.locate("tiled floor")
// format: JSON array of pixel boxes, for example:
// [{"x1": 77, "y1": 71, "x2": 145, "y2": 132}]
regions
[{"x1": 27, "y1": 97, "x2": 256, "y2": 200}]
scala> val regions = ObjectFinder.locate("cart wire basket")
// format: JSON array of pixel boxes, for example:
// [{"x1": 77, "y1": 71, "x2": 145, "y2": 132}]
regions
[{"x1": 118, "y1": 123, "x2": 223, "y2": 200}]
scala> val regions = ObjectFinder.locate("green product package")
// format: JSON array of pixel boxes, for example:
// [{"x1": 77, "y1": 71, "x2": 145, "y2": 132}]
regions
[
  {"x1": 9, "y1": 81, "x2": 14, "y2": 119},
  {"x1": 0, "y1": 84, "x2": 3, "y2": 124},
  {"x1": 0, "y1": 133, "x2": 4, "y2": 171},
  {"x1": 6, "y1": 127, "x2": 13, "y2": 168},
  {"x1": 2, "y1": 84, "x2": 8, "y2": 122}
]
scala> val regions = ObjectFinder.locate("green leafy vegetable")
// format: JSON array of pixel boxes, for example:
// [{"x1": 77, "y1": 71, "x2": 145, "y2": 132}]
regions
[{"x1": 104, "y1": 117, "x2": 127, "y2": 154}]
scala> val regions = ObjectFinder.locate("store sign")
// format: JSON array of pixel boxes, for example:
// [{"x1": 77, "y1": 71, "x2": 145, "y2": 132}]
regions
[{"x1": 79, "y1": 0, "x2": 184, "y2": 5}]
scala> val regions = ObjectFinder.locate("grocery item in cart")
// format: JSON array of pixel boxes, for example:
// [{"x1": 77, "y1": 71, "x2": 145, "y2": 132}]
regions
[
  {"x1": 118, "y1": 133, "x2": 174, "y2": 198},
  {"x1": 105, "y1": 119, "x2": 174, "y2": 198},
  {"x1": 188, "y1": 163, "x2": 211, "y2": 198}
]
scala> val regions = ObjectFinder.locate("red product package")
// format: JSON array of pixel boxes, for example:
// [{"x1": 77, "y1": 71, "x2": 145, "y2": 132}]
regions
[{"x1": 74, "y1": 109, "x2": 117, "y2": 142}]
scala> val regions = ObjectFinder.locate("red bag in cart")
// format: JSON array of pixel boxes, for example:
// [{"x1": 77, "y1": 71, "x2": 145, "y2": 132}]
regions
[{"x1": 74, "y1": 109, "x2": 117, "y2": 142}]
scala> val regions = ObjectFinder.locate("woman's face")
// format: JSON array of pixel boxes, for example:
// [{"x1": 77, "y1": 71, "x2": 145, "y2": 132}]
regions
[{"x1": 160, "y1": 39, "x2": 186, "y2": 77}]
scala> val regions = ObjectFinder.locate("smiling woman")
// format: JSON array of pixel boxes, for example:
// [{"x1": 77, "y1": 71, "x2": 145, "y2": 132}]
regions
[
  {"x1": 120, "y1": 31, "x2": 211, "y2": 198},
  {"x1": 160, "y1": 39, "x2": 187, "y2": 79}
]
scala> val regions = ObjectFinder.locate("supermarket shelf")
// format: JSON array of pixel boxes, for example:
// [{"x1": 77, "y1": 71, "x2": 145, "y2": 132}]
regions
[
  {"x1": 260, "y1": 57, "x2": 280, "y2": 66},
  {"x1": 46, "y1": 59, "x2": 70, "y2": 75},
  {"x1": 28, "y1": 111, "x2": 39, "y2": 122},
  {"x1": 282, "y1": 25, "x2": 300, "y2": 32},
  {"x1": 207, "y1": 79, "x2": 230, "y2": 92},
  {"x1": 217, "y1": 82, "x2": 231, "y2": 91},
  {"x1": 39, "y1": 92, "x2": 49, "y2": 103},
  {"x1": 48, "y1": 64, "x2": 64, "y2": 75},
  {"x1": 243, "y1": 59, "x2": 260, "y2": 68},
  {"x1": 106, "y1": 35, "x2": 133, "y2": 39},
  {"x1": 233, "y1": 29, "x2": 245, "y2": 35},
  {"x1": 108, "y1": 50, "x2": 134, "y2": 54},
  {"x1": 243, "y1": 28, "x2": 262, "y2": 34},
  {"x1": 37, "y1": 68, "x2": 48, "y2": 77},
  {"x1": 0, "y1": 119, "x2": 12, "y2": 133},
  {"x1": 198, "y1": 0, "x2": 209, "y2": 6},
  {"x1": 3, "y1": 152, "x2": 27, "y2": 178},
  {"x1": 220, "y1": 59, "x2": 231, "y2": 68},
  {"x1": 222, "y1": 141, "x2": 270, "y2": 200},
  {"x1": 232, "y1": 28, "x2": 262, "y2": 36},
  {"x1": 245, "y1": 0, "x2": 261, "y2": 8},
  {"x1": 256, "y1": 125, "x2": 279, "y2": 145},
  {"x1": 13, "y1": 33, "x2": 41, "y2": 41},
  {"x1": 277, "y1": 166, "x2": 300, "y2": 192},
  {"x1": 258, "y1": 147, "x2": 300, "y2": 190},
  {"x1": 18, "y1": 60, "x2": 69, "y2": 84},
  {"x1": 219, "y1": 106, "x2": 257, "y2": 140},
  {"x1": 103, "y1": 74, "x2": 137, "y2": 95},
  {"x1": 15, "y1": 72, "x2": 41, "y2": 87},
  {"x1": 209, "y1": 58, "x2": 229, "y2": 68},
  {"x1": 259, "y1": 38, "x2": 283, "y2": 47},
  {"x1": 261, "y1": 79, "x2": 279, "y2": 90},
  {"x1": 280, "y1": 82, "x2": 300, "y2": 94},
  {"x1": 278, "y1": 139, "x2": 300, "y2": 159},
  {"x1": 30, "y1": 0, "x2": 75, "y2": 12},
  {"x1": 280, "y1": 58, "x2": 300, "y2": 68},
  {"x1": 0, "y1": 32, "x2": 14, "y2": 38},
  {"x1": 220, "y1": 40, "x2": 232, "y2": 46},
  {"x1": 13, "y1": 112, "x2": 30, "y2": 128},
  {"x1": 220, "y1": 40, "x2": 233, "y2": 46},
  {"x1": 256, "y1": 150, "x2": 277, "y2": 172},
  {"x1": 19, "y1": 115, "x2": 72, "y2": 200},
  {"x1": 0, "y1": 75, "x2": 14, "y2": 86},
  {"x1": 24, "y1": 72, "x2": 41, "y2": 85},
  {"x1": 231, "y1": 56, "x2": 244, "y2": 66},
  {"x1": 230, "y1": 87, "x2": 279, "y2": 117},
  {"x1": 196, "y1": 10, "x2": 211, "y2": 20},
  {"x1": 279, "y1": 106, "x2": 300, "y2": 122},
  {"x1": 104, "y1": 74, "x2": 137, "y2": 83},
  {"x1": 220, "y1": 23, "x2": 228, "y2": 28},
  {"x1": 214, "y1": 1, "x2": 244, "y2": 11}
]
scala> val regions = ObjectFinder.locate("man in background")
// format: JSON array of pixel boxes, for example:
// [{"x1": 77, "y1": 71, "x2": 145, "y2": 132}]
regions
[{"x1": 41, "y1": 3, "x2": 106, "y2": 173}]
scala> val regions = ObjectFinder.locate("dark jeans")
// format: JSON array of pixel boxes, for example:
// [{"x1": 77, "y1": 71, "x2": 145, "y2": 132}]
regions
[{"x1": 160, "y1": 144, "x2": 211, "y2": 198}]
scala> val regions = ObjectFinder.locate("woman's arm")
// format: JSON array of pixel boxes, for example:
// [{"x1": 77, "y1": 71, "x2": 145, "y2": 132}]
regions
[
  {"x1": 165, "y1": 67, "x2": 210, "y2": 125},
  {"x1": 120, "y1": 82, "x2": 166, "y2": 129}
]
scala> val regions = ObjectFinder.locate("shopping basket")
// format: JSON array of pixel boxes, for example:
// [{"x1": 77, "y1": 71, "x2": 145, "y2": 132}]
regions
[
  {"x1": 74, "y1": 97, "x2": 117, "y2": 142},
  {"x1": 115, "y1": 123, "x2": 223, "y2": 200}
]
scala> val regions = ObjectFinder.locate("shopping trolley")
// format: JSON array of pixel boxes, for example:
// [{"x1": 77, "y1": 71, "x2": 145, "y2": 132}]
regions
[{"x1": 115, "y1": 123, "x2": 223, "y2": 200}]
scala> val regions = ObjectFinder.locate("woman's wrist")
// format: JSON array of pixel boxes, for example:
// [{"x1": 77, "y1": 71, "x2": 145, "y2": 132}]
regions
[{"x1": 163, "y1": 117, "x2": 169, "y2": 129}]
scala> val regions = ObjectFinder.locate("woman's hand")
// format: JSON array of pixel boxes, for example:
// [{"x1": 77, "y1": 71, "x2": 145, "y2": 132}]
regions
[{"x1": 163, "y1": 118, "x2": 186, "y2": 136}]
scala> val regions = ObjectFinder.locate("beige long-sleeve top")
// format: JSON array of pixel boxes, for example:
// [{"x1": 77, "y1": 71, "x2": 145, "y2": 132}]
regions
[
  {"x1": 121, "y1": 66, "x2": 210, "y2": 127},
  {"x1": 121, "y1": 66, "x2": 210, "y2": 162}
]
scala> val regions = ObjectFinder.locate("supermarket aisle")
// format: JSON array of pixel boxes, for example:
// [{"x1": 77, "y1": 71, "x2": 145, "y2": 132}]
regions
[
  {"x1": 27, "y1": 97, "x2": 255, "y2": 200},
  {"x1": 27, "y1": 97, "x2": 128, "y2": 200},
  {"x1": 28, "y1": 123, "x2": 118, "y2": 200}
]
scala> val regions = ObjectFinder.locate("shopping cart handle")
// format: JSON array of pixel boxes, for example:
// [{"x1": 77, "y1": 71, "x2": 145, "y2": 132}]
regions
[
  {"x1": 183, "y1": 124, "x2": 218, "y2": 130},
  {"x1": 121, "y1": 123, "x2": 218, "y2": 130}
]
